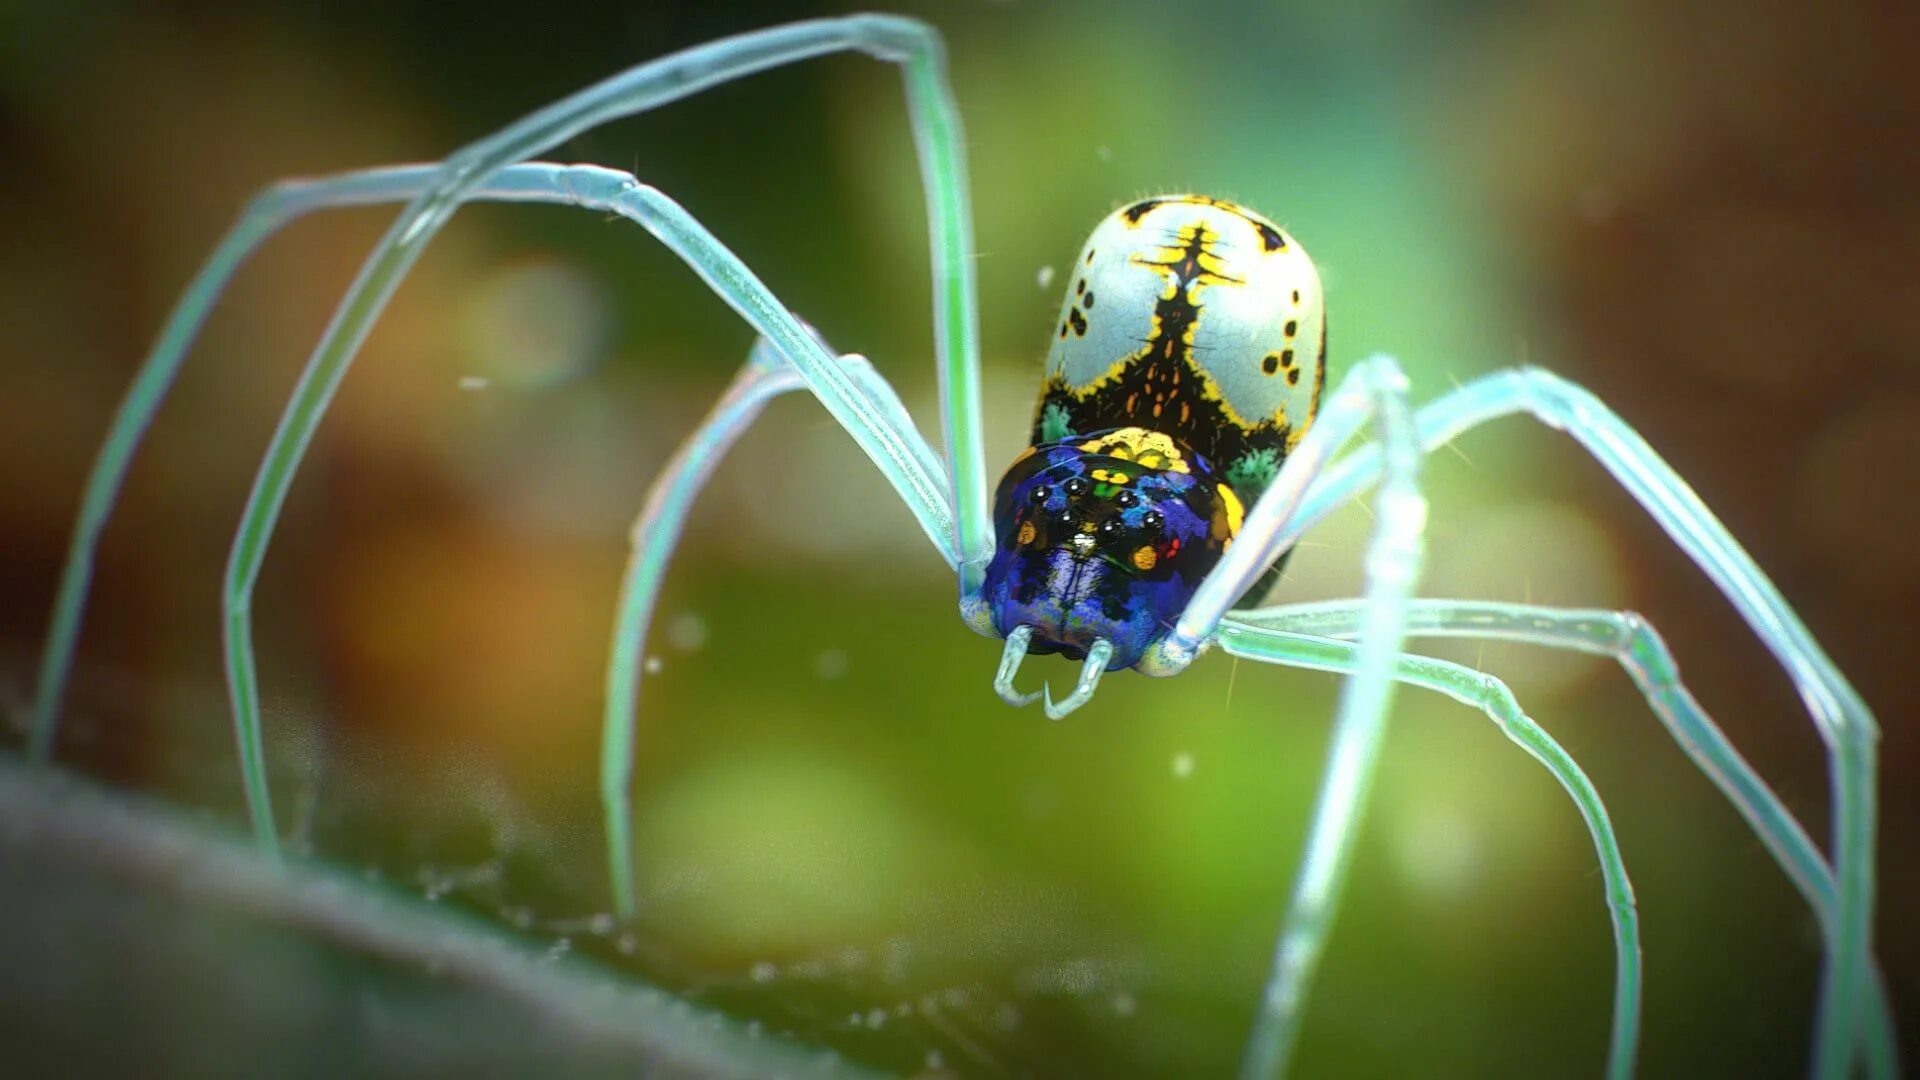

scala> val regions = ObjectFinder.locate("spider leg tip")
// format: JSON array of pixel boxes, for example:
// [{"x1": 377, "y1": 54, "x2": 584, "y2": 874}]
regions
[
  {"x1": 1043, "y1": 681, "x2": 1064, "y2": 720},
  {"x1": 994, "y1": 626, "x2": 1044, "y2": 707}
]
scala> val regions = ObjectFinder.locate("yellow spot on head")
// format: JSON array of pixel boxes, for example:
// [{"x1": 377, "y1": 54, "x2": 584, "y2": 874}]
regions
[
  {"x1": 1017, "y1": 521, "x2": 1037, "y2": 546},
  {"x1": 1109, "y1": 471, "x2": 1129, "y2": 485},
  {"x1": 1213, "y1": 481, "x2": 1245, "y2": 545},
  {"x1": 1079, "y1": 519, "x2": 1097, "y2": 534},
  {"x1": 1131, "y1": 545, "x2": 1158, "y2": 572},
  {"x1": 1076, "y1": 428, "x2": 1191, "y2": 474}
]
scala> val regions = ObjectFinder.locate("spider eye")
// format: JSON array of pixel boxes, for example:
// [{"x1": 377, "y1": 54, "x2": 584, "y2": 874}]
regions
[
  {"x1": 1115, "y1": 490, "x2": 1138, "y2": 508},
  {"x1": 1098, "y1": 517, "x2": 1122, "y2": 538},
  {"x1": 1063, "y1": 476, "x2": 1090, "y2": 498},
  {"x1": 1142, "y1": 510, "x2": 1164, "y2": 532},
  {"x1": 1030, "y1": 484, "x2": 1052, "y2": 505}
]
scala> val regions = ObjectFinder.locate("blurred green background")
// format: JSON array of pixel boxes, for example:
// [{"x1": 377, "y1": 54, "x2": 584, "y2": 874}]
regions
[{"x1": 1, "y1": 0, "x2": 1915, "y2": 1075}]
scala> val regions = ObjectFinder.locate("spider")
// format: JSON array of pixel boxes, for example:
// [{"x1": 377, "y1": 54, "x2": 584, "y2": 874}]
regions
[{"x1": 19, "y1": 13, "x2": 1891, "y2": 1079}]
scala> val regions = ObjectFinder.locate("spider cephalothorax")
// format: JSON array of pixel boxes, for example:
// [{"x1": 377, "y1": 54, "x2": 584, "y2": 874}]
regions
[{"x1": 983, "y1": 426, "x2": 1243, "y2": 669}]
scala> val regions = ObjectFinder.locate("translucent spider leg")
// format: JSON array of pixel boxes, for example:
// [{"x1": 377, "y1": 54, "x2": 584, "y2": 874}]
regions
[
  {"x1": 207, "y1": 15, "x2": 983, "y2": 855},
  {"x1": 1273, "y1": 367, "x2": 1878, "y2": 1079},
  {"x1": 25, "y1": 161, "x2": 953, "y2": 792},
  {"x1": 602, "y1": 336, "x2": 945, "y2": 919},
  {"x1": 216, "y1": 162, "x2": 960, "y2": 857},
  {"x1": 31, "y1": 163, "x2": 925, "y2": 755},
  {"x1": 28, "y1": 165, "x2": 467, "y2": 762},
  {"x1": 1135, "y1": 354, "x2": 1430, "y2": 1079},
  {"x1": 1214, "y1": 623, "x2": 1639, "y2": 1080},
  {"x1": 1235, "y1": 598, "x2": 1900, "y2": 1077}
]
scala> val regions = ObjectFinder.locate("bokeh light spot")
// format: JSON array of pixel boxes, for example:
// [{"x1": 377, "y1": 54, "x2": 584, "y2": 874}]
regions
[{"x1": 457, "y1": 259, "x2": 611, "y2": 389}]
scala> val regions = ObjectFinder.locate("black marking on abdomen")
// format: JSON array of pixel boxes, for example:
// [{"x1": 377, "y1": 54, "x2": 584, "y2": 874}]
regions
[
  {"x1": 1034, "y1": 221, "x2": 1293, "y2": 496},
  {"x1": 1121, "y1": 195, "x2": 1287, "y2": 252}
]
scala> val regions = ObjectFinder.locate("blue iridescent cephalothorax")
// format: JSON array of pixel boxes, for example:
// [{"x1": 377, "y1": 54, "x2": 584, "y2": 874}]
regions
[
  {"x1": 985, "y1": 195, "x2": 1326, "y2": 674},
  {"x1": 984, "y1": 428, "x2": 1242, "y2": 669}
]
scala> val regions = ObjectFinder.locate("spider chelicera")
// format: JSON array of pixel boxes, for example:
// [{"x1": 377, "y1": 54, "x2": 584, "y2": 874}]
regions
[{"x1": 23, "y1": 13, "x2": 1890, "y2": 1079}]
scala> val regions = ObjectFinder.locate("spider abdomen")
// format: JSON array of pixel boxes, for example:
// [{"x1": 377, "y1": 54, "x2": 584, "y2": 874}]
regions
[{"x1": 1034, "y1": 195, "x2": 1326, "y2": 502}]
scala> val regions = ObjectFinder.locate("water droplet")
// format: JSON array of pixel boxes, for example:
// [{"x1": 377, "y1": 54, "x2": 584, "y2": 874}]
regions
[
  {"x1": 667, "y1": 613, "x2": 708, "y2": 652},
  {"x1": 1036, "y1": 265, "x2": 1056, "y2": 290},
  {"x1": 750, "y1": 961, "x2": 779, "y2": 984},
  {"x1": 1113, "y1": 991, "x2": 1138, "y2": 1016},
  {"x1": 644, "y1": 655, "x2": 663, "y2": 675},
  {"x1": 814, "y1": 648, "x2": 848, "y2": 681},
  {"x1": 1172, "y1": 752, "x2": 1195, "y2": 779},
  {"x1": 1393, "y1": 804, "x2": 1485, "y2": 901},
  {"x1": 458, "y1": 375, "x2": 490, "y2": 391}
]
